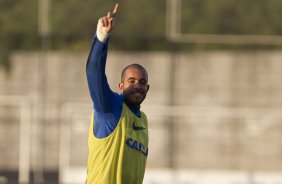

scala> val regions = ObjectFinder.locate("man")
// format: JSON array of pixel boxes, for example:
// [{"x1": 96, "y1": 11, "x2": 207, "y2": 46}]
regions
[{"x1": 85, "y1": 3, "x2": 150, "y2": 184}]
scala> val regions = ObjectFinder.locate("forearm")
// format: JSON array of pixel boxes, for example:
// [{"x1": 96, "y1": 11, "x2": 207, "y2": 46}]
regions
[{"x1": 86, "y1": 34, "x2": 113, "y2": 112}]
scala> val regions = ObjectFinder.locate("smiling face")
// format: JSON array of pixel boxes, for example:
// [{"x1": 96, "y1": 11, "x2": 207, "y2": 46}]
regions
[{"x1": 119, "y1": 65, "x2": 150, "y2": 107}]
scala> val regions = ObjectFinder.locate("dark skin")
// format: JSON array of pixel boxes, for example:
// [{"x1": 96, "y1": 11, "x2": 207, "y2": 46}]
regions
[{"x1": 119, "y1": 66, "x2": 150, "y2": 108}]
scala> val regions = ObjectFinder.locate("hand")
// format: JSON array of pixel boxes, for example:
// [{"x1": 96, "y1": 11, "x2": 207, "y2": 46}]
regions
[{"x1": 98, "y1": 3, "x2": 119, "y2": 33}]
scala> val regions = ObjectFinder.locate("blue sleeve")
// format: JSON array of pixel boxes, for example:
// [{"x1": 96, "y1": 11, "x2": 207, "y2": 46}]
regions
[
  {"x1": 86, "y1": 35, "x2": 113, "y2": 112},
  {"x1": 86, "y1": 34, "x2": 122, "y2": 138}
]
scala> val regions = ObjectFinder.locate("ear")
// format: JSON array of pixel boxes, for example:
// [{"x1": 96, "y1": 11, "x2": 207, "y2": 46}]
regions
[
  {"x1": 119, "y1": 82, "x2": 124, "y2": 91},
  {"x1": 146, "y1": 84, "x2": 150, "y2": 92}
]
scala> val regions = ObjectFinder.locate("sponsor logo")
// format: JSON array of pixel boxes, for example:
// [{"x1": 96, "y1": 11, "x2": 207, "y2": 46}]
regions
[
  {"x1": 126, "y1": 138, "x2": 148, "y2": 156},
  {"x1": 132, "y1": 122, "x2": 146, "y2": 131}
]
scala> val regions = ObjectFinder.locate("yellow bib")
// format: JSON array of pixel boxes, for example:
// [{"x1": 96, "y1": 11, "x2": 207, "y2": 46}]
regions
[{"x1": 86, "y1": 104, "x2": 149, "y2": 184}]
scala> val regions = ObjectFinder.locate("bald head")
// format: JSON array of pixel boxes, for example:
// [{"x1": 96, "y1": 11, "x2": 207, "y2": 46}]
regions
[{"x1": 121, "y1": 64, "x2": 148, "y2": 82}]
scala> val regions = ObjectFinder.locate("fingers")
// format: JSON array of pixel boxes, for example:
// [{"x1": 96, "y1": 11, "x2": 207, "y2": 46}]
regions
[
  {"x1": 98, "y1": 3, "x2": 119, "y2": 28},
  {"x1": 112, "y1": 3, "x2": 119, "y2": 16},
  {"x1": 99, "y1": 17, "x2": 110, "y2": 27},
  {"x1": 107, "y1": 11, "x2": 112, "y2": 18},
  {"x1": 107, "y1": 3, "x2": 119, "y2": 19}
]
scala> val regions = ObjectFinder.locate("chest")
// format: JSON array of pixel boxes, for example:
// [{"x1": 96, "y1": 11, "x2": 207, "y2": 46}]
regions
[{"x1": 121, "y1": 114, "x2": 149, "y2": 156}]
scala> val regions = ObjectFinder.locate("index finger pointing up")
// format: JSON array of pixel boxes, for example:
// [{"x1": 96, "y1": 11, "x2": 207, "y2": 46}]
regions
[{"x1": 112, "y1": 3, "x2": 119, "y2": 16}]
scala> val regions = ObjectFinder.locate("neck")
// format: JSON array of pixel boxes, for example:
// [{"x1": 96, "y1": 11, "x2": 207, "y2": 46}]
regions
[
  {"x1": 124, "y1": 101, "x2": 141, "y2": 117},
  {"x1": 125, "y1": 101, "x2": 140, "y2": 110}
]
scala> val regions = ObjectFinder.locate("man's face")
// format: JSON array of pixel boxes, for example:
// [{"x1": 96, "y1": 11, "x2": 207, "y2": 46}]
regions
[{"x1": 119, "y1": 67, "x2": 150, "y2": 106}]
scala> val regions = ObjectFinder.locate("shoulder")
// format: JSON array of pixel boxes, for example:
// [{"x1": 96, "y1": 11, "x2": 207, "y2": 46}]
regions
[
  {"x1": 111, "y1": 93, "x2": 123, "y2": 109},
  {"x1": 141, "y1": 111, "x2": 148, "y2": 120},
  {"x1": 113, "y1": 92, "x2": 123, "y2": 100}
]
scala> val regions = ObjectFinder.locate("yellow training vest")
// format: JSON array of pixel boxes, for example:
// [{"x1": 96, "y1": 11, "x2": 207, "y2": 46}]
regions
[{"x1": 86, "y1": 104, "x2": 149, "y2": 184}]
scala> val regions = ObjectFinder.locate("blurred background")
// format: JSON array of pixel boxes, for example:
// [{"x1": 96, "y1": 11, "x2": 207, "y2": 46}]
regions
[{"x1": 1, "y1": 0, "x2": 282, "y2": 183}]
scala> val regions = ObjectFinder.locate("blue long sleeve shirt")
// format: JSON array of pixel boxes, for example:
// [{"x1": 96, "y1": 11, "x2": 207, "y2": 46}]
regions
[{"x1": 86, "y1": 35, "x2": 140, "y2": 138}]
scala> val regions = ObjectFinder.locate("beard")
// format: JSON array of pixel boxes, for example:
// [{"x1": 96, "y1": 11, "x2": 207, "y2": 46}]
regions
[{"x1": 123, "y1": 88, "x2": 146, "y2": 106}]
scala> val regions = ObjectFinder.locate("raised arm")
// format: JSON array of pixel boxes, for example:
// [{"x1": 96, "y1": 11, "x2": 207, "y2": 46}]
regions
[{"x1": 86, "y1": 4, "x2": 119, "y2": 113}]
